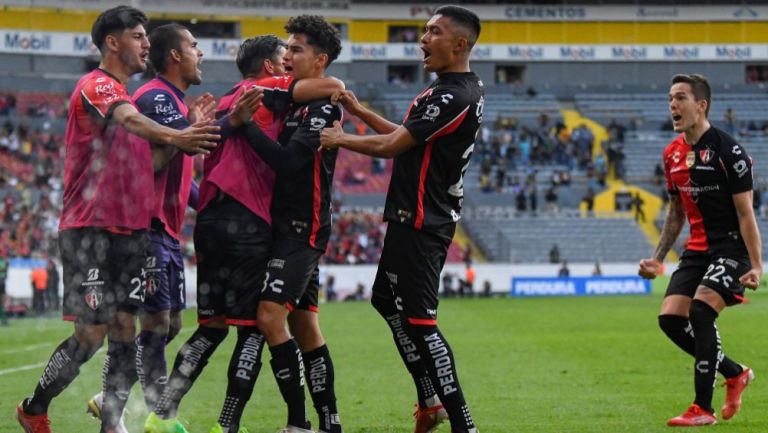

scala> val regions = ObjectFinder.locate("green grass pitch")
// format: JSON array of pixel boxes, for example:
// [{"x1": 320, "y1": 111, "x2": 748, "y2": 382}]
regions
[{"x1": 2, "y1": 277, "x2": 767, "y2": 433}]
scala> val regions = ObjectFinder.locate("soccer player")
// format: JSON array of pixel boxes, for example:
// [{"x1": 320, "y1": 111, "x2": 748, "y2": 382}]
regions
[
  {"x1": 15, "y1": 6, "x2": 220, "y2": 433},
  {"x1": 240, "y1": 15, "x2": 345, "y2": 433},
  {"x1": 85, "y1": 23, "x2": 216, "y2": 429},
  {"x1": 638, "y1": 73, "x2": 761, "y2": 427},
  {"x1": 144, "y1": 34, "x2": 343, "y2": 433},
  {"x1": 320, "y1": 6, "x2": 482, "y2": 433}
]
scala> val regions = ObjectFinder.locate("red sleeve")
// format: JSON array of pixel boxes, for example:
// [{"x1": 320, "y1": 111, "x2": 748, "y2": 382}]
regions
[
  {"x1": 663, "y1": 144, "x2": 678, "y2": 195},
  {"x1": 255, "y1": 75, "x2": 296, "y2": 113},
  {"x1": 80, "y1": 75, "x2": 131, "y2": 121}
]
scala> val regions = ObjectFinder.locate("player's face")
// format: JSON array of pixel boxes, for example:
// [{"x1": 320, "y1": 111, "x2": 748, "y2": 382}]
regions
[
  {"x1": 283, "y1": 34, "x2": 323, "y2": 80},
  {"x1": 116, "y1": 25, "x2": 150, "y2": 75},
  {"x1": 269, "y1": 46, "x2": 288, "y2": 76},
  {"x1": 668, "y1": 82, "x2": 706, "y2": 133},
  {"x1": 420, "y1": 15, "x2": 457, "y2": 74},
  {"x1": 177, "y1": 29, "x2": 203, "y2": 86}
]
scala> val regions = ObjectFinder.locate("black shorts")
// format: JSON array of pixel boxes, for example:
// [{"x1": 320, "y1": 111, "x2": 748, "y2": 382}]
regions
[
  {"x1": 666, "y1": 249, "x2": 750, "y2": 306},
  {"x1": 296, "y1": 266, "x2": 320, "y2": 312},
  {"x1": 262, "y1": 239, "x2": 322, "y2": 311},
  {"x1": 195, "y1": 197, "x2": 272, "y2": 326},
  {"x1": 372, "y1": 223, "x2": 451, "y2": 324},
  {"x1": 61, "y1": 228, "x2": 149, "y2": 325}
]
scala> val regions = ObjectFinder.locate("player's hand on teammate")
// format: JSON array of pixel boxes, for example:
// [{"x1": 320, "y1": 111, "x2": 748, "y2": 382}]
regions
[
  {"x1": 638, "y1": 258, "x2": 662, "y2": 279},
  {"x1": 320, "y1": 120, "x2": 344, "y2": 150},
  {"x1": 188, "y1": 92, "x2": 217, "y2": 124},
  {"x1": 229, "y1": 86, "x2": 264, "y2": 128},
  {"x1": 331, "y1": 90, "x2": 363, "y2": 115},
  {"x1": 739, "y1": 267, "x2": 762, "y2": 290},
  {"x1": 174, "y1": 121, "x2": 221, "y2": 155}
]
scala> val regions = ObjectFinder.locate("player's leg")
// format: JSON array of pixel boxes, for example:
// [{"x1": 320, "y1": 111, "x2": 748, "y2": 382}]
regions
[
  {"x1": 149, "y1": 217, "x2": 230, "y2": 426},
  {"x1": 213, "y1": 222, "x2": 271, "y2": 433},
  {"x1": 391, "y1": 227, "x2": 476, "y2": 433},
  {"x1": 658, "y1": 252, "x2": 743, "y2": 379},
  {"x1": 290, "y1": 269, "x2": 342, "y2": 433},
  {"x1": 17, "y1": 229, "x2": 107, "y2": 432},
  {"x1": 370, "y1": 225, "x2": 447, "y2": 433},
  {"x1": 100, "y1": 230, "x2": 151, "y2": 433},
  {"x1": 256, "y1": 241, "x2": 319, "y2": 431}
]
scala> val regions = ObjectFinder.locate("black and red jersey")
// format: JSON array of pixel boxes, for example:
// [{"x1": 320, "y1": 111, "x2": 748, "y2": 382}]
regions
[
  {"x1": 663, "y1": 126, "x2": 753, "y2": 252},
  {"x1": 271, "y1": 98, "x2": 342, "y2": 251},
  {"x1": 385, "y1": 72, "x2": 484, "y2": 240}
]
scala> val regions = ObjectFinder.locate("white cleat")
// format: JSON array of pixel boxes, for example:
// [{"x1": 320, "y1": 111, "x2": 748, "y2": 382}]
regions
[
  {"x1": 86, "y1": 392, "x2": 128, "y2": 433},
  {"x1": 278, "y1": 426, "x2": 315, "y2": 433}
]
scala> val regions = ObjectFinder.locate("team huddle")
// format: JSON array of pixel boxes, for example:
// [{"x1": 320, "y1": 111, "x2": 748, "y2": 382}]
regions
[
  {"x1": 12, "y1": 2, "x2": 763, "y2": 433},
  {"x1": 15, "y1": 4, "x2": 483, "y2": 433}
]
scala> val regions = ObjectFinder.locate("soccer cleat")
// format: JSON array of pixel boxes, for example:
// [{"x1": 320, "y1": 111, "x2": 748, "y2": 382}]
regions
[
  {"x1": 144, "y1": 412, "x2": 189, "y2": 433},
  {"x1": 210, "y1": 422, "x2": 250, "y2": 433},
  {"x1": 16, "y1": 402, "x2": 51, "y2": 433},
  {"x1": 414, "y1": 403, "x2": 449, "y2": 433},
  {"x1": 667, "y1": 403, "x2": 717, "y2": 427},
  {"x1": 721, "y1": 366, "x2": 755, "y2": 420},
  {"x1": 277, "y1": 426, "x2": 315, "y2": 433},
  {"x1": 86, "y1": 391, "x2": 128, "y2": 433}
]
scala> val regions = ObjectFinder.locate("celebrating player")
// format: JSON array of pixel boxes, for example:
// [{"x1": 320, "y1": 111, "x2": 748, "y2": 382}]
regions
[
  {"x1": 241, "y1": 15, "x2": 345, "y2": 433},
  {"x1": 638, "y1": 73, "x2": 760, "y2": 427},
  {"x1": 321, "y1": 6, "x2": 482, "y2": 433},
  {"x1": 15, "y1": 6, "x2": 220, "y2": 433}
]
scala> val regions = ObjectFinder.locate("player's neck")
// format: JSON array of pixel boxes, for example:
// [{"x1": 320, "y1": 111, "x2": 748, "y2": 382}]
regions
[
  {"x1": 683, "y1": 120, "x2": 711, "y2": 145},
  {"x1": 99, "y1": 58, "x2": 132, "y2": 84},
  {"x1": 159, "y1": 72, "x2": 189, "y2": 93},
  {"x1": 436, "y1": 60, "x2": 470, "y2": 76}
]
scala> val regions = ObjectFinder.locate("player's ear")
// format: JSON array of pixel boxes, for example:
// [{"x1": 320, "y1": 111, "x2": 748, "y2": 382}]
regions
[
  {"x1": 105, "y1": 33, "x2": 120, "y2": 53},
  {"x1": 264, "y1": 58, "x2": 274, "y2": 75},
  {"x1": 170, "y1": 48, "x2": 182, "y2": 63},
  {"x1": 316, "y1": 52, "x2": 329, "y2": 70},
  {"x1": 455, "y1": 36, "x2": 468, "y2": 54}
]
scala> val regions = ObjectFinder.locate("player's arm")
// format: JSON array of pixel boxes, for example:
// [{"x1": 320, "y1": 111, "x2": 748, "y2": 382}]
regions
[
  {"x1": 331, "y1": 90, "x2": 399, "y2": 134},
  {"x1": 733, "y1": 191, "x2": 762, "y2": 289},
  {"x1": 320, "y1": 121, "x2": 416, "y2": 158},
  {"x1": 638, "y1": 195, "x2": 684, "y2": 279},
  {"x1": 112, "y1": 103, "x2": 220, "y2": 155},
  {"x1": 134, "y1": 90, "x2": 193, "y2": 171},
  {"x1": 292, "y1": 77, "x2": 345, "y2": 103}
]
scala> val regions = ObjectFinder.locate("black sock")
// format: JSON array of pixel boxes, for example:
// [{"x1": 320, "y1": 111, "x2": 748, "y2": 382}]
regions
[
  {"x1": 100, "y1": 340, "x2": 139, "y2": 432},
  {"x1": 689, "y1": 300, "x2": 720, "y2": 413},
  {"x1": 136, "y1": 330, "x2": 169, "y2": 411},
  {"x1": 304, "y1": 344, "x2": 342, "y2": 433},
  {"x1": 25, "y1": 335, "x2": 100, "y2": 415},
  {"x1": 154, "y1": 326, "x2": 228, "y2": 418},
  {"x1": 658, "y1": 314, "x2": 743, "y2": 378},
  {"x1": 372, "y1": 295, "x2": 436, "y2": 409},
  {"x1": 270, "y1": 339, "x2": 309, "y2": 429},
  {"x1": 218, "y1": 327, "x2": 265, "y2": 432},
  {"x1": 407, "y1": 323, "x2": 475, "y2": 433}
]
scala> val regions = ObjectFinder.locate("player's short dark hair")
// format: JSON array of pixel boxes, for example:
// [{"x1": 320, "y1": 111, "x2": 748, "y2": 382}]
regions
[
  {"x1": 284, "y1": 15, "x2": 342, "y2": 68},
  {"x1": 149, "y1": 24, "x2": 187, "y2": 74},
  {"x1": 91, "y1": 5, "x2": 148, "y2": 53},
  {"x1": 434, "y1": 5, "x2": 481, "y2": 50},
  {"x1": 236, "y1": 35, "x2": 287, "y2": 78},
  {"x1": 671, "y1": 73, "x2": 711, "y2": 117}
]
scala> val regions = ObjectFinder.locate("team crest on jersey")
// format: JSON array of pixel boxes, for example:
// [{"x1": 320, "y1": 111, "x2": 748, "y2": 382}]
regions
[
  {"x1": 145, "y1": 277, "x2": 160, "y2": 297},
  {"x1": 699, "y1": 149, "x2": 714, "y2": 164},
  {"x1": 685, "y1": 151, "x2": 695, "y2": 168},
  {"x1": 84, "y1": 288, "x2": 103, "y2": 310},
  {"x1": 423, "y1": 104, "x2": 440, "y2": 121}
]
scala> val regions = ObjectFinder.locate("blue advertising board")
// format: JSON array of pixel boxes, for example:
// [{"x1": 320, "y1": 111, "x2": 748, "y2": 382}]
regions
[{"x1": 510, "y1": 276, "x2": 651, "y2": 297}]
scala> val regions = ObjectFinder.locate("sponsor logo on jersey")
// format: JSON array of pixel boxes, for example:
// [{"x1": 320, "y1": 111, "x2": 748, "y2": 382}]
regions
[
  {"x1": 422, "y1": 104, "x2": 440, "y2": 121},
  {"x1": 268, "y1": 259, "x2": 285, "y2": 269},
  {"x1": 309, "y1": 116, "x2": 327, "y2": 131},
  {"x1": 671, "y1": 151, "x2": 681, "y2": 164},
  {"x1": 685, "y1": 151, "x2": 695, "y2": 168}
]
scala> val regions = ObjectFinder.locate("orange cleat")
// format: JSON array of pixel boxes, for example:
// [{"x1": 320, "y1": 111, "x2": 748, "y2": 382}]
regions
[
  {"x1": 414, "y1": 403, "x2": 448, "y2": 433},
  {"x1": 667, "y1": 403, "x2": 717, "y2": 427},
  {"x1": 721, "y1": 366, "x2": 755, "y2": 420},
  {"x1": 16, "y1": 402, "x2": 52, "y2": 433}
]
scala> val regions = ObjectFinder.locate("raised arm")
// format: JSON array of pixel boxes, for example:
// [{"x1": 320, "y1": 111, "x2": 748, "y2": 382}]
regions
[
  {"x1": 320, "y1": 121, "x2": 416, "y2": 159},
  {"x1": 332, "y1": 90, "x2": 399, "y2": 134}
]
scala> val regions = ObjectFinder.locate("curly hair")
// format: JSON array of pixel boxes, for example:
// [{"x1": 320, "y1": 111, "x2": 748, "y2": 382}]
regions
[{"x1": 284, "y1": 15, "x2": 342, "y2": 68}]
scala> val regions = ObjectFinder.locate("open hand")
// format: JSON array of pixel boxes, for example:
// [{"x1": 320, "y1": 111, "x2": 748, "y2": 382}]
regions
[
  {"x1": 188, "y1": 93, "x2": 217, "y2": 124},
  {"x1": 175, "y1": 121, "x2": 221, "y2": 155},
  {"x1": 229, "y1": 87, "x2": 264, "y2": 128}
]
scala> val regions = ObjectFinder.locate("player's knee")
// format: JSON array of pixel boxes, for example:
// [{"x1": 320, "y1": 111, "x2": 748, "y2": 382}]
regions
[
  {"x1": 196, "y1": 324, "x2": 229, "y2": 345},
  {"x1": 68, "y1": 334, "x2": 103, "y2": 362},
  {"x1": 256, "y1": 302, "x2": 288, "y2": 336},
  {"x1": 371, "y1": 292, "x2": 397, "y2": 318},
  {"x1": 658, "y1": 314, "x2": 685, "y2": 335},
  {"x1": 689, "y1": 299, "x2": 718, "y2": 326}
]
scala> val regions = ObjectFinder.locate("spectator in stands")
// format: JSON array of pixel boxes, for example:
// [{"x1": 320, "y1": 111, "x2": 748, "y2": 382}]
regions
[
  {"x1": 46, "y1": 258, "x2": 59, "y2": 310},
  {"x1": 582, "y1": 187, "x2": 596, "y2": 216},
  {"x1": 0, "y1": 252, "x2": 8, "y2": 325},
  {"x1": 633, "y1": 192, "x2": 646, "y2": 223},
  {"x1": 724, "y1": 107, "x2": 737, "y2": 136},
  {"x1": 654, "y1": 162, "x2": 665, "y2": 186},
  {"x1": 549, "y1": 244, "x2": 560, "y2": 264},
  {"x1": 592, "y1": 261, "x2": 602, "y2": 277},
  {"x1": 324, "y1": 273, "x2": 337, "y2": 302},
  {"x1": 481, "y1": 280, "x2": 492, "y2": 297},
  {"x1": 558, "y1": 260, "x2": 570, "y2": 278},
  {"x1": 515, "y1": 186, "x2": 527, "y2": 212},
  {"x1": 344, "y1": 283, "x2": 366, "y2": 301},
  {"x1": 459, "y1": 263, "x2": 475, "y2": 298},
  {"x1": 442, "y1": 272, "x2": 455, "y2": 298},
  {"x1": 30, "y1": 265, "x2": 47, "y2": 314},
  {"x1": 545, "y1": 186, "x2": 558, "y2": 213},
  {"x1": 607, "y1": 119, "x2": 626, "y2": 144},
  {"x1": 528, "y1": 184, "x2": 538, "y2": 213}
]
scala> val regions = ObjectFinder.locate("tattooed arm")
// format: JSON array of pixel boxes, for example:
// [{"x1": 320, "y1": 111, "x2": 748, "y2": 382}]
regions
[{"x1": 638, "y1": 195, "x2": 685, "y2": 279}]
